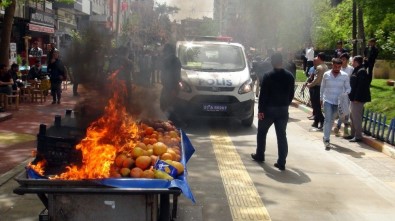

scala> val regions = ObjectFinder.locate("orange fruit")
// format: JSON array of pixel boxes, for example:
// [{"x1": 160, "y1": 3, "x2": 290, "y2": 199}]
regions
[
  {"x1": 135, "y1": 156, "x2": 152, "y2": 170},
  {"x1": 167, "y1": 149, "x2": 177, "y2": 160},
  {"x1": 135, "y1": 142, "x2": 147, "y2": 150},
  {"x1": 146, "y1": 149, "x2": 154, "y2": 156},
  {"x1": 174, "y1": 154, "x2": 181, "y2": 162},
  {"x1": 169, "y1": 130, "x2": 178, "y2": 138},
  {"x1": 122, "y1": 157, "x2": 135, "y2": 168},
  {"x1": 130, "y1": 167, "x2": 144, "y2": 178},
  {"x1": 114, "y1": 153, "x2": 128, "y2": 168},
  {"x1": 161, "y1": 152, "x2": 173, "y2": 161},
  {"x1": 120, "y1": 168, "x2": 131, "y2": 177},
  {"x1": 171, "y1": 147, "x2": 181, "y2": 155},
  {"x1": 145, "y1": 127, "x2": 154, "y2": 136},
  {"x1": 131, "y1": 147, "x2": 145, "y2": 159},
  {"x1": 149, "y1": 138, "x2": 157, "y2": 145},
  {"x1": 153, "y1": 142, "x2": 168, "y2": 156},
  {"x1": 171, "y1": 161, "x2": 184, "y2": 175},
  {"x1": 141, "y1": 169, "x2": 155, "y2": 178},
  {"x1": 143, "y1": 137, "x2": 151, "y2": 145}
]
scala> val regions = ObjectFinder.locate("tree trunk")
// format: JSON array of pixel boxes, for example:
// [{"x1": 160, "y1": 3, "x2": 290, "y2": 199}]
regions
[
  {"x1": 0, "y1": 0, "x2": 16, "y2": 66},
  {"x1": 357, "y1": 4, "x2": 366, "y2": 56},
  {"x1": 352, "y1": 0, "x2": 357, "y2": 56}
]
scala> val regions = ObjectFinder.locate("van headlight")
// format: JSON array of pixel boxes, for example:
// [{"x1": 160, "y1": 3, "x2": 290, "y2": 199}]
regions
[
  {"x1": 238, "y1": 79, "x2": 253, "y2": 94},
  {"x1": 179, "y1": 80, "x2": 192, "y2": 93}
]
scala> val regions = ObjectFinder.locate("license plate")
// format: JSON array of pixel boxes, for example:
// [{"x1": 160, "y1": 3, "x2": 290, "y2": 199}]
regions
[{"x1": 203, "y1": 104, "x2": 228, "y2": 112}]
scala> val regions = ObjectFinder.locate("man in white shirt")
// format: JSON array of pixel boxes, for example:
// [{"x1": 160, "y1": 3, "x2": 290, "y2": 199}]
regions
[
  {"x1": 29, "y1": 41, "x2": 43, "y2": 62},
  {"x1": 334, "y1": 53, "x2": 354, "y2": 136},
  {"x1": 320, "y1": 58, "x2": 351, "y2": 150},
  {"x1": 305, "y1": 43, "x2": 315, "y2": 77}
]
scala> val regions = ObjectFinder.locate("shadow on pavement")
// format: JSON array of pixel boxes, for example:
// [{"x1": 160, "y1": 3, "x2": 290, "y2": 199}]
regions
[
  {"x1": 331, "y1": 143, "x2": 367, "y2": 158},
  {"x1": 255, "y1": 163, "x2": 312, "y2": 184}
]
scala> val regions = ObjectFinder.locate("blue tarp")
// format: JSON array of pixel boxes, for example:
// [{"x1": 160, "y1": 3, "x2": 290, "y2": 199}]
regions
[{"x1": 27, "y1": 130, "x2": 196, "y2": 203}]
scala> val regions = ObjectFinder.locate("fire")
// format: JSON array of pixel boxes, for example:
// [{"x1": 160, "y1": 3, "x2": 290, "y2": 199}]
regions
[
  {"x1": 46, "y1": 70, "x2": 140, "y2": 180},
  {"x1": 28, "y1": 159, "x2": 47, "y2": 176}
]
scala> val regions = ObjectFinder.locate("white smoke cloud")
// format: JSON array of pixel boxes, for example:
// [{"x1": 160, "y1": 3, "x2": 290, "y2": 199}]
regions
[{"x1": 155, "y1": 0, "x2": 213, "y2": 21}]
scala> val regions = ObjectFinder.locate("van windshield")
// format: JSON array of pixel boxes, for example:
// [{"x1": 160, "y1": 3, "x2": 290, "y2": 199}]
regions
[{"x1": 178, "y1": 43, "x2": 246, "y2": 71}]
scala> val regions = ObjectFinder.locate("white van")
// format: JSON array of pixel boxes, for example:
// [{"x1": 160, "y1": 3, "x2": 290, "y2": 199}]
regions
[{"x1": 174, "y1": 36, "x2": 255, "y2": 127}]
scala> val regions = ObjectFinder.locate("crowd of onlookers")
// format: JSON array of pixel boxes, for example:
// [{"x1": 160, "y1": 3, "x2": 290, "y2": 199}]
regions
[
  {"x1": 0, "y1": 41, "x2": 64, "y2": 109},
  {"x1": 249, "y1": 39, "x2": 378, "y2": 147}
]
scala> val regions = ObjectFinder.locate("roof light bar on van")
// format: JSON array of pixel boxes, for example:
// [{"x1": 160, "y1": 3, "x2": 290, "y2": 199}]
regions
[{"x1": 184, "y1": 36, "x2": 233, "y2": 42}]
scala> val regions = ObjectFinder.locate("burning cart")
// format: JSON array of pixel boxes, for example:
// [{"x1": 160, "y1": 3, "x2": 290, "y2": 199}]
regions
[{"x1": 13, "y1": 107, "x2": 195, "y2": 221}]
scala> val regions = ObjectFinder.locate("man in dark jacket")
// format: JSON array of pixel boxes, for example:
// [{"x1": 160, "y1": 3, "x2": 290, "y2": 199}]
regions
[
  {"x1": 346, "y1": 55, "x2": 371, "y2": 142},
  {"x1": 48, "y1": 50, "x2": 66, "y2": 104},
  {"x1": 363, "y1": 38, "x2": 379, "y2": 83},
  {"x1": 251, "y1": 52, "x2": 295, "y2": 171}
]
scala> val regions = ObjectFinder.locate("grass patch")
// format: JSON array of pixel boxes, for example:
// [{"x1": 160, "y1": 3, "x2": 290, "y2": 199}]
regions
[
  {"x1": 365, "y1": 79, "x2": 395, "y2": 123},
  {"x1": 296, "y1": 69, "x2": 307, "y2": 82}
]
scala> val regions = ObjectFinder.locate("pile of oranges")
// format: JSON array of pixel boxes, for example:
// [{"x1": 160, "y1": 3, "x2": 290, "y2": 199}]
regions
[{"x1": 109, "y1": 120, "x2": 184, "y2": 179}]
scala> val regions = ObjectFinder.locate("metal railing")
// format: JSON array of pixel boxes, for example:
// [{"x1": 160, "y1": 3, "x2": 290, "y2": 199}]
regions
[{"x1": 293, "y1": 82, "x2": 395, "y2": 146}]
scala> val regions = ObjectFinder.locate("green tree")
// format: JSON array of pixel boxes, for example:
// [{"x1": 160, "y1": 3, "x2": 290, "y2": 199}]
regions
[{"x1": 312, "y1": 0, "x2": 395, "y2": 59}]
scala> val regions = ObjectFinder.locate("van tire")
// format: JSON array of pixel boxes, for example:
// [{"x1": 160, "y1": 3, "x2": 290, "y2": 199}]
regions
[{"x1": 241, "y1": 112, "x2": 254, "y2": 127}]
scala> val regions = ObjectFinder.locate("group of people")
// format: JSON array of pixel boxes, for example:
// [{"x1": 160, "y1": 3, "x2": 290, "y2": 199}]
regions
[
  {"x1": 251, "y1": 39, "x2": 377, "y2": 170},
  {"x1": 0, "y1": 41, "x2": 66, "y2": 107},
  {"x1": 304, "y1": 39, "x2": 376, "y2": 150}
]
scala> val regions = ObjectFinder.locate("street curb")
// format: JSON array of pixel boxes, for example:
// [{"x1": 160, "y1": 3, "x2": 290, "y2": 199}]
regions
[
  {"x1": 291, "y1": 99, "x2": 395, "y2": 159},
  {"x1": 0, "y1": 112, "x2": 13, "y2": 122},
  {"x1": 0, "y1": 158, "x2": 32, "y2": 186}
]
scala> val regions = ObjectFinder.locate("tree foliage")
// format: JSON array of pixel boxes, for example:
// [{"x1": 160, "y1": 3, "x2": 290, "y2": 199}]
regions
[
  {"x1": 120, "y1": 2, "x2": 179, "y2": 49},
  {"x1": 312, "y1": 0, "x2": 395, "y2": 59}
]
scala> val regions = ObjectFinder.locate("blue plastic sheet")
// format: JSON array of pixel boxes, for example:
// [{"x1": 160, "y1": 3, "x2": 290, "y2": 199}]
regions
[{"x1": 27, "y1": 130, "x2": 196, "y2": 203}]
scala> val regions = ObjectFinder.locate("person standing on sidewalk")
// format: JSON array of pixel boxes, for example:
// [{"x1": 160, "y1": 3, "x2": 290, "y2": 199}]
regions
[
  {"x1": 305, "y1": 43, "x2": 315, "y2": 77},
  {"x1": 334, "y1": 53, "x2": 354, "y2": 137},
  {"x1": 345, "y1": 55, "x2": 371, "y2": 142},
  {"x1": 48, "y1": 51, "x2": 66, "y2": 104},
  {"x1": 320, "y1": 58, "x2": 351, "y2": 150},
  {"x1": 307, "y1": 52, "x2": 328, "y2": 129},
  {"x1": 251, "y1": 52, "x2": 295, "y2": 171},
  {"x1": 363, "y1": 38, "x2": 379, "y2": 84}
]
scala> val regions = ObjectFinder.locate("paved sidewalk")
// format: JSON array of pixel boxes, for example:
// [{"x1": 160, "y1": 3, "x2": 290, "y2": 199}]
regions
[
  {"x1": 292, "y1": 101, "x2": 395, "y2": 159},
  {"x1": 0, "y1": 83, "x2": 80, "y2": 178}
]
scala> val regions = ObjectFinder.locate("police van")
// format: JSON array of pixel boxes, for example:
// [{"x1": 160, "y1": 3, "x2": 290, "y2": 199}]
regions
[{"x1": 175, "y1": 36, "x2": 255, "y2": 127}]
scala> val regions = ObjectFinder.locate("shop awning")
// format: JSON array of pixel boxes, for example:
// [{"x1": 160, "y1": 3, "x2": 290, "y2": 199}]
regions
[{"x1": 28, "y1": 23, "x2": 54, "y2": 34}]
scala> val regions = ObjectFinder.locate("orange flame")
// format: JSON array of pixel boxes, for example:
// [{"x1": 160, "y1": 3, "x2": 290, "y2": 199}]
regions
[
  {"x1": 54, "y1": 70, "x2": 140, "y2": 180},
  {"x1": 28, "y1": 159, "x2": 47, "y2": 176}
]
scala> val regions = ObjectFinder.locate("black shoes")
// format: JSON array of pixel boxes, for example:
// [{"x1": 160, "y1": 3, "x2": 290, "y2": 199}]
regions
[
  {"x1": 311, "y1": 122, "x2": 318, "y2": 128},
  {"x1": 51, "y1": 101, "x2": 56, "y2": 104},
  {"x1": 274, "y1": 163, "x2": 286, "y2": 171},
  {"x1": 344, "y1": 135, "x2": 354, "y2": 140},
  {"x1": 251, "y1": 153, "x2": 264, "y2": 162},
  {"x1": 349, "y1": 138, "x2": 362, "y2": 142}
]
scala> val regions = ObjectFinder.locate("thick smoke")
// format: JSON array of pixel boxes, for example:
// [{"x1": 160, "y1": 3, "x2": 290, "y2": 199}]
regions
[
  {"x1": 62, "y1": 26, "x2": 166, "y2": 128},
  {"x1": 157, "y1": 0, "x2": 213, "y2": 21}
]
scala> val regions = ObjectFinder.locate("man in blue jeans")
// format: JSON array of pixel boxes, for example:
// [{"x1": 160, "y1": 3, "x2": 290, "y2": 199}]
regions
[
  {"x1": 251, "y1": 52, "x2": 295, "y2": 171},
  {"x1": 320, "y1": 58, "x2": 351, "y2": 150}
]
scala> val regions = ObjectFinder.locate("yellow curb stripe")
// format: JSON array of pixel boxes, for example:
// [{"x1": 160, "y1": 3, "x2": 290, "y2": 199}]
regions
[{"x1": 210, "y1": 129, "x2": 271, "y2": 221}]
